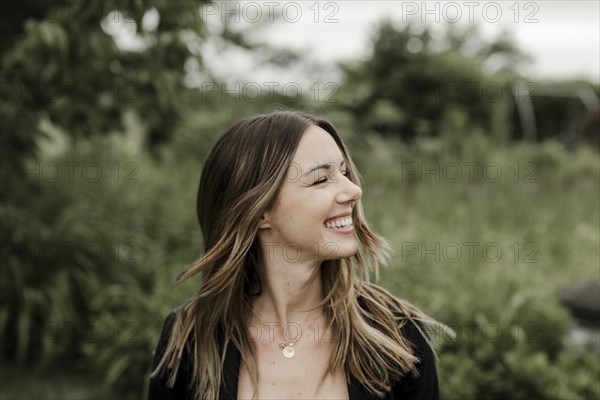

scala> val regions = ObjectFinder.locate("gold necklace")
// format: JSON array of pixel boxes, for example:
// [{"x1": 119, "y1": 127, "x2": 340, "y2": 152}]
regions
[
  {"x1": 249, "y1": 308, "x2": 303, "y2": 359},
  {"x1": 279, "y1": 337, "x2": 300, "y2": 358}
]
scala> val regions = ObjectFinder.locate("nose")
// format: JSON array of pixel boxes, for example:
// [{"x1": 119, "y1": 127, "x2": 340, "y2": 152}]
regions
[{"x1": 336, "y1": 173, "x2": 362, "y2": 205}]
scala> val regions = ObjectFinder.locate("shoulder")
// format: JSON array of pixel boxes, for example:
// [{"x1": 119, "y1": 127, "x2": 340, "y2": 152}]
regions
[
  {"x1": 393, "y1": 312, "x2": 440, "y2": 399},
  {"x1": 359, "y1": 283, "x2": 440, "y2": 399},
  {"x1": 399, "y1": 317, "x2": 436, "y2": 361},
  {"x1": 148, "y1": 311, "x2": 194, "y2": 400}
]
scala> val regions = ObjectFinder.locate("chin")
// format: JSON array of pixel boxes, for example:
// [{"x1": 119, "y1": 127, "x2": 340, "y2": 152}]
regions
[
  {"x1": 317, "y1": 234, "x2": 359, "y2": 260},
  {"x1": 330, "y1": 244, "x2": 359, "y2": 260}
]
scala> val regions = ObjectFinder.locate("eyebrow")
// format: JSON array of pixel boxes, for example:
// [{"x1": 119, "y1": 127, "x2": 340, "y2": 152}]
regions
[{"x1": 303, "y1": 160, "x2": 345, "y2": 177}]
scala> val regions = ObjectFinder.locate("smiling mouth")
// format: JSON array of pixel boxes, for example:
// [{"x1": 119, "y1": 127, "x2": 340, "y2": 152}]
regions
[{"x1": 323, "y1": 216, "x2": 353, "y2": 229}]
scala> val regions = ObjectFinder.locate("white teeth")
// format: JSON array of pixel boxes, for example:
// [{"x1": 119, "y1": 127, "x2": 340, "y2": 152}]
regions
[{"x1": 325, "y1": 216, "x2": 353, "y2": 229}]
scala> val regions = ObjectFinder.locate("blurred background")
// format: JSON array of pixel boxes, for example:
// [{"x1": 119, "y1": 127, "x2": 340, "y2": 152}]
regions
[{"x1": 1, "y1": 1, "x2": 598, "y2": 398}]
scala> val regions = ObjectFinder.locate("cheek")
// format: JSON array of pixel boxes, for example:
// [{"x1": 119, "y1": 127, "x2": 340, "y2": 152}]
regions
[{"x1": 281, "y1": 192, "x2": 332, "y2": 225}]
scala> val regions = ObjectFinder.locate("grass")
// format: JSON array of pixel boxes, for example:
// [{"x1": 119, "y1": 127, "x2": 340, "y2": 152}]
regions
[
  {"x1": 355, "y1": 136, "x2": 599, "y2": 304},
  {"x1": 351, "y1": 135, "x2": 599, "y2": 398},
  {"x1": 0, "y1": 364, "x2": 121, "y2": 400}
]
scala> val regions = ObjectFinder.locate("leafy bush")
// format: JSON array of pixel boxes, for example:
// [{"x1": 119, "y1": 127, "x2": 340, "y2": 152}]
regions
[{"x1": 360, "y1": 133, "x2": 599, "y2": 400}]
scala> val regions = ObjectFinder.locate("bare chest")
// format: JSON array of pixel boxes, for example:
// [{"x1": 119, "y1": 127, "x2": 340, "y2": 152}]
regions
[{"x1": 237, "y1": 337, "x2": 349, "y2": 399}]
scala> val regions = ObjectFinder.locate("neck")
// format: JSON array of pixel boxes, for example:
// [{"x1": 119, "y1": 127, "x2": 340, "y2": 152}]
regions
[{"x1": 252, "y1": 256, "x2": 325, "y2": 330}]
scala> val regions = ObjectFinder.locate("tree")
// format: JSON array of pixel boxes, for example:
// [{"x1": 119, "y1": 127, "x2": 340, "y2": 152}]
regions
[
  {"x1": 335, "y1": 21, "x2": 525, "y2": 142},
  {"x1": 0, "y1": 0, "x2": 210, "y2": 370},
  {"x1": 1, "y1": 0, "x2": 212, "y2": 168}
]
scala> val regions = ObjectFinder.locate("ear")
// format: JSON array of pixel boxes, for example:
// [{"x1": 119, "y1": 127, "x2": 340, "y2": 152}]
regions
[{"x1": 258, "y1": 212, "x2": 271, "y2": 230}]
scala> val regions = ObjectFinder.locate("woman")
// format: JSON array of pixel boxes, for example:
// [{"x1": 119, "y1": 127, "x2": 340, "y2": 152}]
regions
[{"x1": 149, "y1": 111, "x2": 452, "y2": 399}]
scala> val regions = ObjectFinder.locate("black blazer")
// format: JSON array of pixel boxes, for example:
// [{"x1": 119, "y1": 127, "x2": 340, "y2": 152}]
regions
[{"x1": 148, "y1": 311, "x2": 439, "y2": 400}]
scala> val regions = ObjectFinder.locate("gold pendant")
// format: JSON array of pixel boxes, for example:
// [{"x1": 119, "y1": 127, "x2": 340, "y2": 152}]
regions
[{"x1": 282, "y1": 345, "x2": 295, "y2": 358}]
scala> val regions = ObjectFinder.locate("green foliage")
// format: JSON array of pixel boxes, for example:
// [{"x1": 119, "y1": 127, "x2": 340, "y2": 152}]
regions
[
  {"x1": 2, "y1": 1, "x2": 210, "y2": 392},
  {"x1": 335, "y1": 21, "x2": 599, "y2": 147},
  {"x1": 2, "y1": 4, "x2": 599, "y2": 399},
  {"x1": 3, "y1": 121, "x2": 597, "y2": 399},
  {"x1": 1, "y1": 130, "x2": 201, "y2": 395},
  {"x1": 357, "y1": 132, "x2": 600, "y2": 400},
  {"x1": 336, "y1": 21, "x2": 522, "y2": 142},
  {"x1": 2, "y1": 0, "x2": 207, "y2": 165},
  {"x1": 1, "y1": 0, "x2": 209, "y2": 372}
]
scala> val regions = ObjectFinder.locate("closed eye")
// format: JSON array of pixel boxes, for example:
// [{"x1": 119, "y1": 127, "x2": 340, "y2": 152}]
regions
[{"x1": 313, "y1": 170, "x2": 351, "y2": 185}]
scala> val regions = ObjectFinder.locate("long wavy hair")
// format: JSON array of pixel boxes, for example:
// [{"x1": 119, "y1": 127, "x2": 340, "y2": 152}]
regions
[{"x1": 151, "y1": 110, "x2": 453, "y2": 399}]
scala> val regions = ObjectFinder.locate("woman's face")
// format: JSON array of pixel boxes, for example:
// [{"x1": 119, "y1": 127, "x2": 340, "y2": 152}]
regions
[{"x1": 259, "y1": 125, "x2": 363, "y2": 263}]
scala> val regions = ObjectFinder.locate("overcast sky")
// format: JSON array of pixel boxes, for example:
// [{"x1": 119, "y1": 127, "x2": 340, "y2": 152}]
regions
[{"x1": 198, "y1": 0, "x2": 599, "y2": 84}]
